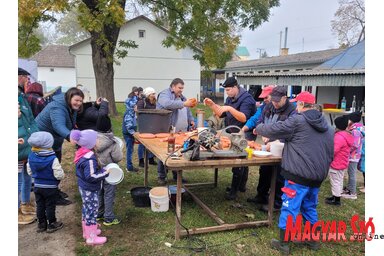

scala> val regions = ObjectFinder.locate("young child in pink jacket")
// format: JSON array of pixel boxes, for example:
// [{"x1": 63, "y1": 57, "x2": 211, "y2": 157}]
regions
[{"x1": 325, "y1": 115, "x2": 354, "y2": 206}]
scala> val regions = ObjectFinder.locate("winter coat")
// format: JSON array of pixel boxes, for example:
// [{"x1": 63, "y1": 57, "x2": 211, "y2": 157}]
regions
[
  {"x1": 94, "y1": 132, "x2": 123, "y2": 167},
  {"x1": 35, "y1": 94, "x2": 77, "y2": 151},
  {"x1": 25, "y1": 83, "x2": 47, "y2": 118},
  {"x1": 359, "y1": 131, "x2": 365, "y2": 173},
  {"x1": 256, "y1": 99, "x2": 297, "y2": 126},
  {"x1": 27, "y1": 149, "x2": 64, "y2": 188},
  {"x1": 255, "y1": 109, "x2": 334, "y2": 188},
  {"x1": 77, "y1": 101, "x2": 109, "y2": 131},
  {"x1": 156, "y1": 88, "x2": 194, "y2": 129},
  {"x1": 349, "y1": 123, "x2": 364, "y2": 162},
  {"x1": 137, "y1": 97, "x2": 156, "y2": 110},
  {"x1": 122, "y1": 96, "x2": 138, "y2": 135},
  {"x1": 330, "y1": 130, "x2": 354, "y2": 171},
  {"x1": 18, "y1": 91, "x2": 39, "y2": 161},
  {"x1": 74, "y1": 147, "x2": 109, "y2": 191},
  {"x1": 222, "y1": 87, "x2": 256, "y2": 128}
]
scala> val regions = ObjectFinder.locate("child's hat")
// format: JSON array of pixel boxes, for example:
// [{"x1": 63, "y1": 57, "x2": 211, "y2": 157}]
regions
[
  {"x1": 334, "y1": 115, "x2": 349, "y2": 130},
  {"x1": 70, "y1": 129, "x2": 97, "y2": 149},
  {"x1": 28, "y1": 131, "x2": 54, "y2": 148}
]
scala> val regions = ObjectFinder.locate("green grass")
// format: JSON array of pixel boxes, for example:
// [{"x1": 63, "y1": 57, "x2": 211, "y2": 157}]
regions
[{"x1": 62, "y1": 103, "x2": 365, "y2": 255}]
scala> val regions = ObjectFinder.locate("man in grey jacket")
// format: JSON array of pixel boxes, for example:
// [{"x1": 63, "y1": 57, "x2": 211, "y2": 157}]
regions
[
  {"x1": 255, "y1": 91, "x2": 334, "y2": 254},
  {"x1": 156, "y1": 78, "x2": 196, "y2": 184}
]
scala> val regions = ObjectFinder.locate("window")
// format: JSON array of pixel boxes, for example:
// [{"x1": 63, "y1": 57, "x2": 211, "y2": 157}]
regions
[
  {"x1": 264, "y1": 70, "x2": 270, "y2": 73},
  {"x1": 50, "y1": 68, "x2": 54, "y2": 72},
  {"x1": 274, "y1": 70, "x2": 281, "y2": 73},
  {"x1": 139, "y1": 30, "x2": 145, "y2": 38},
  {"x1": 283, "y1": 69, "x2": 290, "y2": 72}
]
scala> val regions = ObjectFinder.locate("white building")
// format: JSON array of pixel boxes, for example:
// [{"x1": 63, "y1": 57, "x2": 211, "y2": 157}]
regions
[
  {"x1": 30, "y1": 45, "x2": 77, "y2": 92},
  {"x1": 69, "y1": 15, "x2": 201, "y2": 102}
]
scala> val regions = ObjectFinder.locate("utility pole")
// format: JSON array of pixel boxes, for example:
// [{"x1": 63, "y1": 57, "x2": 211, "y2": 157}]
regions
[
  {"x1": 256, "y1": 48, "x2": 265, "y2": 59},
  {"x1": 302, "y1": 37, "x2": 305, "y2": 52},
  {"x1": 279, "y1": 31, "x2": 282, "y2": 55}
]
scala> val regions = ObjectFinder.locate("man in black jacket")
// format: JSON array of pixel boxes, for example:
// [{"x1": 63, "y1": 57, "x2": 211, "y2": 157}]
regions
[
  {"x1": 247, "y1": 86, "x2": 296, "y2": 212},
  {"x1": 255, "y1": 91, "x2": 334, "y2": 254}
]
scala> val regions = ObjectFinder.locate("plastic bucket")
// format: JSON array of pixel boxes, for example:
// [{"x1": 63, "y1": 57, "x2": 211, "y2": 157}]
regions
[
  {"x1": 149, "y1": 187, "x2": 169, "y2": 212},
  {"x1": 137, "y1": 109, "x2": 172, "y2": 133},
  {"x1": 105, "y1": 163, "x2": 124, "y2": 185},
  {"x1": 131, "y1": 187, "x2": 152, "y2": 207},
  {"x1": 168, "y1": 185, "x2": 186, "y2": 205},
  {"x1": 270, "y1": 141, "x2": 284, "y2": 157}
]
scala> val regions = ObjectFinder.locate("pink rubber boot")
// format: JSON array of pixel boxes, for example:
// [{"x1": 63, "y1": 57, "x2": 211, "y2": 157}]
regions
[
  {"x1": 85, "y1": 224, "x2": 107, "y2": 245},
  {"x1": 82, "y1": 221, "x2": 101, "y2": 239}
]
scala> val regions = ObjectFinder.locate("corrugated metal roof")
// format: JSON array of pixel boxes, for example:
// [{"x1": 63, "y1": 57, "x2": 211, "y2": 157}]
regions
[
  {"x1": 235, "y1": 46, "x2": 250, "y2": 57},
  {"x1": 316, "y1": 40, "x2": 365, "y2": 70},
  {"x1": 31, "y1": 45, "x2": 75, "y2": 68},
  {"x1": 237, "y1": 69, "x2": 364, "y2": 77},
  {"x1": 225, "y1": 48, "x2": 345, "y2": 69}
]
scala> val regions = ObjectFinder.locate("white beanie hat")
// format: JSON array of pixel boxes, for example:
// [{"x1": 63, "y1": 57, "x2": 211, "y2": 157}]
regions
[{"x1": 143, "y1": 87, "x2": 156, "y2": 97}]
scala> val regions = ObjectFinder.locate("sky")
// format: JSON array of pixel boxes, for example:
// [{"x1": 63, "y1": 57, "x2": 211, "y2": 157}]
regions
[{"x1": 240, "y1": 0, "x2": 340, "y2": 59}]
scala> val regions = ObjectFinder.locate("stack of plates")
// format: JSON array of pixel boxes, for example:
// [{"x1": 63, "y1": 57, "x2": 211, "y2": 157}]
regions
[
  {"x1": 253, "y1": 150, "x2": 272, "y2": 157},
  {"x1": 105, "y1": 163, "x2": 124, "y2": 185}
]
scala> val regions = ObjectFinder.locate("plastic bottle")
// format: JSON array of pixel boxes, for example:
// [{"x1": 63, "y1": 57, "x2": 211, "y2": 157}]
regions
[
  {"x1": 351, "y1": 95, "x2": 356, "y2": 112},
  {"x1": 361, "y1": 101, "x2": 365, "y2": 113},
  {"x1": 167, "y1": 127, "x2": 176, "y2": 154},
  {"x1": 341, "y1": 97, "x2": 346, "y2": 110}
]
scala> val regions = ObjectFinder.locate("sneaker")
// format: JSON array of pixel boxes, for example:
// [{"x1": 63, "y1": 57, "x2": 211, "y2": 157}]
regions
[
  {"x1": 96, "y1": 216, "x2": 104, "y2": 221},
  {"x1": 359, "y1": 187, "x2": 365, "y2": 193},
  {"x1": 157, "y1": 178, "x2": 167, "y2": 186},
  {"x1": 58, "y1": 190, "x2": 69, "y2": 199},
  {"x1": 246, "y1": 197, "x2": 267, "y2": 205},
  {"x1": 103, "y1": 218, "x2": 121, "y2": 226},
  {"x1": 56, "y1": 197, "x2": 72, "y2": 206},
  {"x1": 47, "y1": 221, "x2": 64, "y2": 233},
  {"x1": 21, "y1": 202, "x2": 36, "y2": 215},
  {"x1": 341, "y1": 192, "x2": 357, "y2": 199},
  {"x1": 325, "y1": 197, "x2": 341, "y2": 206},
  {"x1": 37, "y1": 221, "x2": 47, "y2": 233},
  {"x1": 148, "y1": 157, "x2": 157, "y2": 165},
  {"x1": 18, "y1": 209, "x2": 35, "y2": 225},
  {"x1": 126, "y1": 167, "x2": 139, "y2": 173}
]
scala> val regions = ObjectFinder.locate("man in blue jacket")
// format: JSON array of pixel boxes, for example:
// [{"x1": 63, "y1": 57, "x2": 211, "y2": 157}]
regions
[{"x1": 255, "y1": 91, "x2": 334, "y2": 254}]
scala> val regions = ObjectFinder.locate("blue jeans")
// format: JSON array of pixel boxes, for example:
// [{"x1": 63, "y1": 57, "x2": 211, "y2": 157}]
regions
[
  {"x1": 157, "y1": 160, "x2": 178, "y2": 180},
  {"x1": 123, "y1": 133, "x2": 135, "y2": 169},
  {"x1": 138, "y1": 144, "x2": 154, "y2": 160},
  {"x1": 278, "y1": 180, "x2": 319, "y2": 230},
  {"x1": 18, "y1": 162, "x2": 32, "y2": 208},
  {"x1": 98, "y1": 181, "x2": 117, "y2": 222},
  {"x1": 347, "y1": 161, "x2": 358, "y2": 194}
]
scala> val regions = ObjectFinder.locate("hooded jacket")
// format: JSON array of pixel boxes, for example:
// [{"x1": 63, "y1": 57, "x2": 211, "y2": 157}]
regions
[
  {"x1": 330, "y1": 130, "x2": 355, "y2": 170},
  {"x1": 255, "y1": 109, "x2": 334, "y2": 187},
  {"x1": 94, "y1": 132, "x2": 123, "y2": 167},
  {"x1": 35, "y1": 94, "x2": 77, "y2": 151},
  {"x1": 349, "y1": 123, "x2": 364, "y2": 162},
  {"x1": 77, "y1": 101, "x2": 109, "y2": 131}
]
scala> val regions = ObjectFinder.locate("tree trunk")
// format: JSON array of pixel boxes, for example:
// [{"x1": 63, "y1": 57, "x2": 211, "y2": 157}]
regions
[{"x1": 90, "y1": 38, "x2": 118, "y2": 116}]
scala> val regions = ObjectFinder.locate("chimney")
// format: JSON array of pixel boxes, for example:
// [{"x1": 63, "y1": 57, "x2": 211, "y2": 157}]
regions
[{"x1": 280, "y1": 27, "x2": 289, "y2": 56}]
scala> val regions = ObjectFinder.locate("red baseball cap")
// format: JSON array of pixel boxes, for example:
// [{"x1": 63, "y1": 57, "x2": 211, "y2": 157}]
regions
[
  {"x1": 259, "y1": 85, "x2": 275, "y2": 98},
  {"x1": 291, "y1": 91, "x2": 316, "y2": 104}
]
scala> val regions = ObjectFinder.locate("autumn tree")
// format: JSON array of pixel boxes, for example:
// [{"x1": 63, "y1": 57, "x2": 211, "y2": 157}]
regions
[
  {"x1": 19, "y1": 0, "x2": 279, "y2": 115},
  {"x1": 331, "y1": 0, "x2": 365, "y2": 47}
]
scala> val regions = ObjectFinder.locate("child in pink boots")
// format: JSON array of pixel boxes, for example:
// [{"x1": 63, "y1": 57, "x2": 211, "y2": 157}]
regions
[{"x1": 71, "y1": 129, "x2": 110, "y2": 245}]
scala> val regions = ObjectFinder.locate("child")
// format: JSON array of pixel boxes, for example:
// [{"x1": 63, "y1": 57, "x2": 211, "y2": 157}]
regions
[
  {"x1": 71, "y1": 129, "x2": 110, "y2": 245},
  {"x1": 358, "y1": 131, "x2": 365, "y2": 193},
  {"x1": 94, "y1": 115, "x2": 123, "y2": 226},
  {"x1": 325, "y1": 115, "x2": 354, "y2": 206},
  {"x1": 26, "y1": 131, "x2": 64, "y2": 232},
  {"x1": 342, "y1": 112, "x2": 364, "y2": 199}
]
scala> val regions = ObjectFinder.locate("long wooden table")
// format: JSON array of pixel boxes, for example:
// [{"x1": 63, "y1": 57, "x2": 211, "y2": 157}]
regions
[{"x1": 133, "y1": 133, "x2": 282, "y2": 240}]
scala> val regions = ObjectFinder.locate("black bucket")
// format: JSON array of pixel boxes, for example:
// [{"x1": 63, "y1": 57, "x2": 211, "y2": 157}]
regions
[
  {"x1": 131, "y1": 186, "x2": 152, "y2": 207},
  {"x1": 137, "y1": 109, "x2": 172, "y2": 134}
]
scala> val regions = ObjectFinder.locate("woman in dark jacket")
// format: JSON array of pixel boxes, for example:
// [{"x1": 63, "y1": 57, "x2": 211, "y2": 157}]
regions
[
  {"x1": 76, "y1": 97, "x2": 109, "y2": 131},
  {"x1": 35, "y1": 87, "x2": 84, "y2": 205}
]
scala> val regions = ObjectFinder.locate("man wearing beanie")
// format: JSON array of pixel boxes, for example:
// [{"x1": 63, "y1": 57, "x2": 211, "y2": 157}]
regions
[
  {"x1": 341, "y1": 111, "x2": 365, "y2": 199},
  {"x1": 325, "y1": 115, "x2": 354, "y2": 206},
  {"x1": 94, "y1": 116, "x2": 123, "y2": 226},
  {"x1": 136, "y1": 87, "x2": 157, "y2": 167},
  {"x1": 71, "y1": 129, "x2": 110, "y2": 245},
  {"x1": 27, "y1": 131, "x2": 65, "y2": 233}
]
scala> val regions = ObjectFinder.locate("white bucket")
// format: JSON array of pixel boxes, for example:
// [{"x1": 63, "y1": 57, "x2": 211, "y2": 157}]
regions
[
  {"x1": 114, "y1": 136, "x2": 124, "y2": 149},
  {"x1": 105, "y1": 163, "x2": 124, "y2": 185},
  {"x1": 149, "y1": 187, "x2": 169, "y2": 212},
  {"x1": 270, "y1": 141, "x2": 284, "y2": 157}
]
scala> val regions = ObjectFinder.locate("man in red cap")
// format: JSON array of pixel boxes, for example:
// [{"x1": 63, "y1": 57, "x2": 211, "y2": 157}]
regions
[{"x1": 254, "y1": 91, "x2": 334, "y2": 254}]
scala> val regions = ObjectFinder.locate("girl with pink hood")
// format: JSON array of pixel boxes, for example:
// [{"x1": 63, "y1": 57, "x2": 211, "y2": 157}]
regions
[{"x1": 325, "y1": 115, "x2": 355, "y2": 206}]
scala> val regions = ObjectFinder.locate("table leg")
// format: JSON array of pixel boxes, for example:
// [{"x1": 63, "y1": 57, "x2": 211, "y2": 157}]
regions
[
  {"x1": 214, "y1": 168, "x2": 218, "y2": 188},
  {"x1": 144, "y1": 149, "x2": 148, "y2": 187},
  {"x1": 175, "y1": 170, "x2": 182, "y2": 240},
  {"x1": 268, "y1": 165, "x2": 277, "y2": 226},
  {"x1": 329, "y1": 113, "x2": 334, "y2": 126}
]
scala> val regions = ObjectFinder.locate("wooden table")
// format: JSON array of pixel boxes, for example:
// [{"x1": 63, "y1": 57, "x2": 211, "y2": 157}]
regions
[{"x1": 134, "y1": 133, "x2": 282, "y2": 239}]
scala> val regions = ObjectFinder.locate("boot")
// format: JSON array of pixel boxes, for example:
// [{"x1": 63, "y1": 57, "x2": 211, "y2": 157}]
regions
[
  {"x1": 325, "y1": 196, "x2": 341, "y2": 206},
  {"x1": 271, "y1": 229, "x2": 290, "y2": 255},
  {"x1": 293, "y1": 224, "x2": 320, "y2": 250},
  {"x1": 82, "y1": 220, "x2": 101, "y2": 239},
  {"x1": 225, "y1": 173, "x2": 241, "y2": 200},
  {"x1": 85, "y1": 224, "x2": 107, "y2": 245},
  {"x1": 18, "y1": 208, "x2": 35, "y2": 225},
  {"x1": 238, "y1": 168, "x2": 248, "y2": 192},
  {"x1": 21, "y1": 202, "x2": 36, "y2": 215},
  {"x1": 139, "y1": 158, "x2": 144, "y2": 168},
  {"x1": 37, "y1": 219, "x2": 47, "y2": 233},
  {"x1": 148, "y1": 157, "x2": 157, "y2": 165}
]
